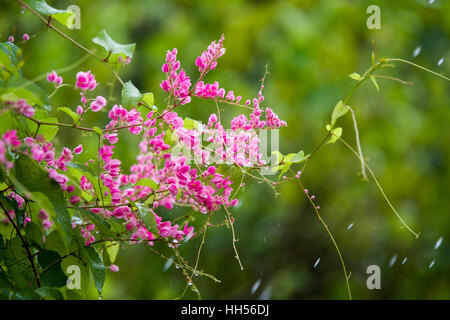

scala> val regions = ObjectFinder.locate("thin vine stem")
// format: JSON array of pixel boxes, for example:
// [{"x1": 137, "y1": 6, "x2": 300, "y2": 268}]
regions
[
  {"x1": 387, "y1": 58, "x2": 450, "y2": 82},
  {"x1": 290, "y1": 169, "x2": 352, "y2": 300},
  {"x1": 335, "y1": 134, "x2": 420, "y2": 239}
]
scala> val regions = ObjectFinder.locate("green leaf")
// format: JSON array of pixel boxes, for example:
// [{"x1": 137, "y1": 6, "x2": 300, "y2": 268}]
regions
[
  {"x1": 44, "y1": 231, "x2": 67, "y2": 256},
  {"x1": 183, "y1": 117, "x2": 200, "y2": 130},
  {"x1": 93, "y1": 126, "x2": 103, "y2": 136},
  {"x1": 25, "y1": 221, "x2": 44, "y2": 248},
  {"x1": 271, "y1": 151, "x2": 283, "y2": 165},
  {"x1": 106, "y1": 241, "x2": 120, "y2": 263},
  {"x1": 27, "y1": 110, "x2": 58, "y2": 141},
  {"x1": 61, "y1": 255, "x2": 91, "y2": 298},
  {"x1": 121, "y1": 80, "x2": 142, "y2": 107},
  {"x1": 92, "y1": 30, "x2": 135, "y2": 62},
  {"x1": 290, "y1": 150, "x2": 309, "y2": 163},
  {"x1": 278, "y1": 163, "x2": 292, "y2": 178},
  {"x1": 136, "y1": 203, "x2": 158, "y2": 235},
  {"x1": 58, "y1": 107, "x2": 79, "y2": 124},
  {"x1": 0, "y1": 111, "x2": 12, "y2": 136},
  {"x1": 24, "y1": 0, "x2": 76, "y2": 29},
  {"x1": 37, "y1": 250, "x2": 68, "y2": 288},
  {"x1": 0, "y1": 42, "x2": 22, "y2": 77},
  {"x1": 3, "y1": 76, "x2": 50, "y2": 110},
  {"x1": 66, "y1": 165, "x2": 107, "y2": 204},
  {"x1": 135, "y1": 178, "x2": 158, "y2": 190},
  {"x1": 35, "y1": 287, "x2": 64, "y2": 300},
  {"x1": 83, "y1": 246, "x2": 105, "y2": 295},
  {"x1": 142, "y1": 92, "x2": 154, "y2": 107},
  {"x1": 77, "y1": 207, "x2": 115, "y2": 237},
  {"x1": 330, "y1": 100, "x2": 348, "y2": 128},
  {"x1": 327, "y1": 127, "x2": 343, "y2": 144},
  {"x1": 0, "y1": 237, "x2": 34, "y2": 287},
  {"x1": 370, "y1": 75, "x2": 380, "y2": 91},
  {"x1": 349, "y1": 73, "x2": 361, "y2": 81},
  {"x1": 13, "y1": 155, "x2": 73, "y2": 249}
]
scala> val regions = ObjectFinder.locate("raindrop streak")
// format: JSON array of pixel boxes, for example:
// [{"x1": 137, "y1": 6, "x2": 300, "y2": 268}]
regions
[
  {"x1": 389, "y1": 254, "x2": 398, "y2": 268},
  {"x1": 347, "y1": 223, "x2": 354, "y2": 230},
  {"x1": 313, "y1": 258, "x2": 321, "y2": 269},
  {"x1": 437, "y1": 58, "x2": 444, "y2": 66},
  {"x1": 251, "y1": 279, "x2": 261, "y2": 294},
  {"x1": 163, "y1": 257, "x2": 174, "y2": 272},
  {"x1": 412, "y1": 46, "x2": 422, "y2": 58},
  {"x1": 258, "y1": 286, "x2": 272, "y2": 300},
  {"x1": 402, "y1": 257, "x2": 408, "y2": 265},
  {"x1": 434, "y1": 237, "x2": 443, "y2": 250},
  {"x1": 429, "y1": 260, "x2": 435, "y2": 269}
]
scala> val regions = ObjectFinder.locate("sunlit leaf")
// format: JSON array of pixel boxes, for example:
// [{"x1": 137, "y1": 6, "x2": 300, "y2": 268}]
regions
[
  {"x1": 58, "y1": 107, "x2": 79, "y2": 124},
  {"x1": 330, "y1": 100, "x2": 348, "y2": 128},
  {"x1": 92, "y1": 30, "x2": 135, "y2": 63},
  {"x1": 24, "y1": 0, "x2": 76, "y2": 29}
]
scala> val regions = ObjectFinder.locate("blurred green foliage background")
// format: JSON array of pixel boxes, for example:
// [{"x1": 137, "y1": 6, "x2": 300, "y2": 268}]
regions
[{"x1": 1, "y1": 0, "x2": 449, "y2": 299}]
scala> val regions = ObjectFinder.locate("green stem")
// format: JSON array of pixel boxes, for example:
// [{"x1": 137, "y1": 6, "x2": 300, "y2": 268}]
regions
[
  {"x1": 336, "y1": 135, "x2": 420, "y2": 239},
  {"x1": 387, "y1": 58, "x2": 450, "y2": 82}
]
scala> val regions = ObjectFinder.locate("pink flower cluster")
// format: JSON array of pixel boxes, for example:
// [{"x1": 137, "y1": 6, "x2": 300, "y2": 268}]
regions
[
  {"x1": 79, "y1": 223, "x2": 96, "y2": 245},
  {"x1": 0, "y1": 192, "x2": 27, "y2": 225},
  {"x1": 106, "y1": 104, "x2": 144, "y2": 135},
  {"x1": 47, "y1": 70, "x2": 63, "y2": 85},
  {"x1": 5, "y1": 99, "x2": 35, "y2": 117},
  {"x1": 0, "y1": 35, "x2": 289, "y2": 271},
  {"x1": 0, "y1": 130, "x2": 21, "y2": 170},
  {"x1": 38, "y1": 209, "x2": 53, "y2": 230},
  {"x1": 194, "y1": 81, "x2": 242, "y2": 103},
  {"x1": 160, "y1": 48, "x2": 192, "y2": 105},
  {"x1": 230, "y1": 92, "x2": 286, "y2": 130},
  {"x1": 76, "y1": 71, "x2": 98, "y2": 91},
  {"x1": 90, "y1": 96, "x2": 107, "y2": 112},
  {"x1": 195, "y1": 34, "x2": 225, "y2": 73}
]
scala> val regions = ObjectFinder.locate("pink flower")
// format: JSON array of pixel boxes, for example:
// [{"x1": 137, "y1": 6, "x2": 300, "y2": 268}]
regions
[
  {"x1": 38, "y1": 209, "x2": 49, "y2": 220},
  {"x1": 183, "y1": 223, "x2": 194, "y2": 236},
  {"x1": 90, "y1": 96, "x2": 107, "y2": 112},
  {"x1": 226, "y1": 90, "x2": 235, "y2": 101},
  {"x1": 12, "y1": 99, "x2": 35, "y2": 117},
  {"x1": 80, "y1": 175, "x2": 93, "y2": 191},
  {"x1": 8, "y1": 35, "x2": 14, "y2": 43},
  {"x1": 76, "y1": 71, "x2": 98, "y2": 91},
  {"x1": 70, "y1": 196, "x2": 81, "y2": 205},
  {"x1": 73, "y1": 144, "x2": 83, "y2": 155},
  {"x1": 42, "y1": 219, "x2": 53, "y2": 230},
  {"x1": 76, "y1": 105, "x2": 84, "y2": 115},
  {"x1": 109, "y1": 264, "x2": 119, "y2": 272},
  {"x1": 104, "y1": 132, "x2": 119, "y2": 144},
  {"x1": 23, "y1": 34, "x2": 30, "y2": 41},
  {"x1": 47, "y1": 70, "x2": 63, "y2": 85},
  {"x1": 2, "y1": 130, "x2": 21, "y2": 148}
]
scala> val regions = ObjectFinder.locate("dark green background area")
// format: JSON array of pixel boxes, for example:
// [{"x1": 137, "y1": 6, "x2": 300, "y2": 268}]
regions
[{"x1": 1, "y1": 0, "x2": 449, "y2": 299}]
